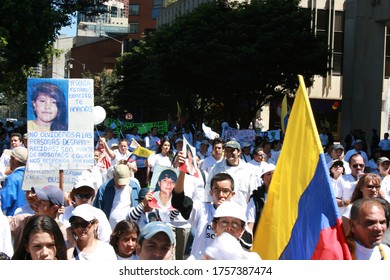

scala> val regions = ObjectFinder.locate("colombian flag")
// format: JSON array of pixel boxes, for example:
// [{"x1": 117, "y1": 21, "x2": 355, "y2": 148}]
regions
[{"x1": 252, "y1": 75, "x2": 351, "y2": 260}]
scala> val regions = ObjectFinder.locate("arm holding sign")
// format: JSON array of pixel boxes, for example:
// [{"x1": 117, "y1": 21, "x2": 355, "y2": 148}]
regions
[{"x1": 171, "y1": 151, "x2": 193, "y2": 220}]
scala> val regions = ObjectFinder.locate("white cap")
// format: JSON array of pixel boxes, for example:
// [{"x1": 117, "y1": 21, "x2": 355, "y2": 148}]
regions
[{"x1": 214, "y1": 200, "x2": 247, "y2": 223}]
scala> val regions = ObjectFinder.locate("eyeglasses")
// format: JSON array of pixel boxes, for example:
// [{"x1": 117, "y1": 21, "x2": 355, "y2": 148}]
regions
[
  {"x1": 217, "y1": 219, "x2": 243, "y2": 230},
  {"x1": 212, "y1": 188, "x2": 232, "y2": 195},
  {"x1": 365, "y1": 185, "x2": 380, "y2": 190},
  {"x1": 332, "y1": 164, "x2": 343, "y2": 168},
  {"x1": 70, "y1": 220, "x2": 92, "y2": 229},
  {"x1": 75, "y1": 193, "x2": 94, "y2": 200},
  {"x1": 352, "y1": 164, "x2": 364, "y2": 169}
]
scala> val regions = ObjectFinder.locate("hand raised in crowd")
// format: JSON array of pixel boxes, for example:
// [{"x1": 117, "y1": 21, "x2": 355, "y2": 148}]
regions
[{"x1": 173, "y1": 151, "x2": 186, "y2": 168}]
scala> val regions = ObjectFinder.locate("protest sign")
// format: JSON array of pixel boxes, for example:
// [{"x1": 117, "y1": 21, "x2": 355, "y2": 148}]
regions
[{"x1": 27, "y1": 78, "x2": 94, "y2": 171}]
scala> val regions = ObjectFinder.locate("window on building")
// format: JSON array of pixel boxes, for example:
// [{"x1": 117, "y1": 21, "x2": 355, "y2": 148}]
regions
[
  {"x1": 314, "y1": 9, "x2": 344, "y2": 76},
  {"x1": 385, "y1": 27, "x2": 390, "y2": 78},
  {"x1": 130, "y1": 23, "x2": 139, "y2": 34},
  {"x1": 130, "y1": 4, "x2": 140, "y2": 16},
  {"x1": 333, "y1": 11, "x2": 344, "y2": 75}
]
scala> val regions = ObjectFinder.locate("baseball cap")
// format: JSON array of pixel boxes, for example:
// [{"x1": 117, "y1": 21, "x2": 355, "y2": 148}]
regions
[
  {"x1": 175, "y1": 138, "x2": 183, "y2": 144},
  {"x1": 332, "y1": 144, "x2": 344, "y2": 151},
  {"x1": 241, "y1": 142, "x2": 251, "y2": 148},
  {"x1": 214, "y1": 200, "x2": 247, "y2": 223},
  {"x1": 114, "y1": 164, "x2": 131, "y2": 185},
  {"x1": 74, "y1": 173, "x2": 95, "y2": 191},
  {"x1": 158, "y1": 169, "x2": 178, "y2": 182},
  {"x1": 69, "y1": 204, "x2": 97, "y2": 223},
  {"x1": 330, "y1": 159, "x2": 344, "y2": 168},
  {"x1": 355, "y1": 139, "x2": 363, "y2": 144},
  {"x1": 377, "y1": 157, "x2": 390, "y2": 165},
  {"x1": 5, "y1": 146, "x2": 28, "y2": 164},
  {"x1": 31, "y1": 185, "x2": 64, "y2": 206},
  {"x1": 137, "y1": 221, "x2": 175, "y2": 245},
  {"x1": 260, "y1": 163, "x2": 276, "y2": 178},
  {"x1": 224, "y1": 140, "x2": 241, "y2": 150},
  {"x1": 201, "y1": 140, "x2": 209, "y2": 146}
]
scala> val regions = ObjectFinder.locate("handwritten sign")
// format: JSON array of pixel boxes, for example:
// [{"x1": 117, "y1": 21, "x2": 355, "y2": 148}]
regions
[
  {"x1": 223, "y1": 129, "x2": 256, "y2": 143},
  {"x1": 27, "y1": 78, "x2": 94, "y2": 170},
  {"x1": 22, "y1": 169, "x2": 85, "y2": 192}
]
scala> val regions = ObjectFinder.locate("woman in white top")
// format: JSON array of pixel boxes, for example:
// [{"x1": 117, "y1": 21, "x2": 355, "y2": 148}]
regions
[
  {"x1": 342, "y1": 173, "x2": 384, "y2": 236},
  {"x1": 59, "y1": 174, "x2": 112, "y2": 243},
  {"x1": 146, "y1": 138, "x2": 173, "y2": 186},
  {"x1": 329, "y1": 159, "x2": 345, "y2": 199},
  {"x1": 67, "y1": 204, "x2": 117, "y2": 260}
]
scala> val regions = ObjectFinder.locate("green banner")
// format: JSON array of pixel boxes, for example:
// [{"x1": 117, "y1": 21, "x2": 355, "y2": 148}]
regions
[{"x1": 106, "y1": 118, "x2": 168, "y2": 136}]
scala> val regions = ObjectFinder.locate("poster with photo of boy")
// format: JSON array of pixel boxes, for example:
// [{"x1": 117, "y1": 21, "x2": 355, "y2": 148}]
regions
[{"x1": 148, "y1": 165, "x2": 179, "y2": 210}]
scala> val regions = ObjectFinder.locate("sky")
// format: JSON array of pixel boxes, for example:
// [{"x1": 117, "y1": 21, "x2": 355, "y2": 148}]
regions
[{"x1": 59, "y1": 16, "x2": 77, "y2": 37}]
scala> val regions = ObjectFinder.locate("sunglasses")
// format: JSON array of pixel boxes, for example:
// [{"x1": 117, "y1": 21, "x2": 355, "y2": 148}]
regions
[
  {"x1": 365, "y1": 185, "x2": 380, "y2": 190},
  {"x1": 70, "y1": 220, "x2": 92, "y2": 229},
  {"x1": 75, "y1": 193, "x2": 94, "y2": 200},
  {"x1": 352, "y1": 164, "x2": 364, "y2": 169}
]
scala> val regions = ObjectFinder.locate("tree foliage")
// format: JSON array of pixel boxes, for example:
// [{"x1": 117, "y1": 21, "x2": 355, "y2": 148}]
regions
[
  {"x1": 117, "y1": 0, "x2": 328, "y2": 126},
  {"x1": 0, "y1": 0, "x2": 106, "y2": 111}
]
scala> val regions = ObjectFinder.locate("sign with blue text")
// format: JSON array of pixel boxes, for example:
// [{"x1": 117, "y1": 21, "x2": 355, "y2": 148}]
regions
[{"x1": 27, "y1": 78, "x2": 94, "y2": 170}]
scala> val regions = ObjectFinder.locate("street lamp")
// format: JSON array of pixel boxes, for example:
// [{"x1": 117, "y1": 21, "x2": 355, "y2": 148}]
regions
[{"x1": 99, "y1": 33, "x2": 124, "y2": 56}]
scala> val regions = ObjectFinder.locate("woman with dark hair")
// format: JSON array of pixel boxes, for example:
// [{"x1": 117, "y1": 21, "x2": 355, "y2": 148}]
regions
[
  {"x1": 110, "y1": 219, "x2": 139, "y2": 260},
  {"x1": 329, "y1": 159, "x2": 345, "y2": 203},
  {"x1": 146, "y1": 138, "x2": 174, "y2": 185},
  {"x1": 12, "y1": 215, "x2": 67, "y2": 260},
  {"x1": 342, "y1": 173, "x2": 384, "y2": 236},
  {"x1": 28, "y1": 82, "x2": 68, "y2": 131},
  {"x1": 67, "y1": 204, "x2": 116, "y2": 260}
]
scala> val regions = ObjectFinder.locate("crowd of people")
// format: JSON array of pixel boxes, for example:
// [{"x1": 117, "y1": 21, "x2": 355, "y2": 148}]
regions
[{"x1": 0, "y1": 120, "x2": 390, "y2": 260}]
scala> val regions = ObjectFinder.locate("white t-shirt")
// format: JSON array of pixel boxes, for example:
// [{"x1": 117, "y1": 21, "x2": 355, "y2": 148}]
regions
[
  {"x1": 381, "y1": 175, "x2": 390, "y2": 203},
  {"x1": 147, "y1": 153, "x2": 172, "y2": 172},
  {"x1": 334, "y1": 174, "x2": 358, "y2": 214},
  {"x1": 206, "y1": 159, "x2": 257, "y2": 208},
  {"x1": 186, "y1": 200, "x2": 217, "y2": 260},
  {"x1": 200, "y1": 156, "x2": 222, "y2": 174},
  {"x1": 72, "y1": 240, "x2": 117, "y2": 260},
  {"x1": 0, "y1": 212, "x2": 13, "y2": 258},
  {"x1": 354, "y1": 241, "x2": 390, "y2": 260},
  {"x1": 109, "y1": 185, "x2": 132, "y2": 229}
]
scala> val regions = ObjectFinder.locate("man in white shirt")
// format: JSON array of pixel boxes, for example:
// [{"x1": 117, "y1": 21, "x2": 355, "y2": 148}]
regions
[
  {"x1": 93, "y1": 164, "x2": 141, "y2": 229},
  {"x1": 206, "y1": 140, "x2": 257, "y2": 208},
  {"x1": 335, "y1": 154, "x2": 365, "y2": 214},
  {"x1": 348, "y1": 198, "x2": 390, "y2": 259},
  {"x1": 200, "y1": 137, "x2": 224, "y2": 174},
  {"x1": 247, "y1": 146, "x2": 268, "y2": 186},
  {"x1": 344, "y1": 139, "x2": 369, "y2": 165}
]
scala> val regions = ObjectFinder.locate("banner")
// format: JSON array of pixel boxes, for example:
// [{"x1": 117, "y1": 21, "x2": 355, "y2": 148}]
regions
[{"x1": 106, "y1": 118, "x2": 168, "y2": 136}]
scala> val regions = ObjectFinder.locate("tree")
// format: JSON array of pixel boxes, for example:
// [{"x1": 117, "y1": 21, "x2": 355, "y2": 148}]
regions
[
  {"x1": 83, "y1": 69, "x2": 120, "y2": 117},
  {"x1": 116, "y1": 0, "x2": 328, "y2": 127},
  {"x1": 0, "y1": 0, "x2": 106, "y2": 112}
]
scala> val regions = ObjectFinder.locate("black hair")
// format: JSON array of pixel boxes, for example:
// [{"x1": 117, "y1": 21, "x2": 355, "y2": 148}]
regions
[{"x1": 210, "y1": 173, "x2": 235, "y2": 191}]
